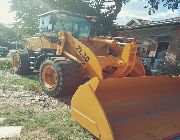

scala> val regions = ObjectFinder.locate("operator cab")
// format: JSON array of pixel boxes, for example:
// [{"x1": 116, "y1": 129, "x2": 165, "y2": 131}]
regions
[{"x1": 39, "y1": 10, "x2": 96, "y2": 39}]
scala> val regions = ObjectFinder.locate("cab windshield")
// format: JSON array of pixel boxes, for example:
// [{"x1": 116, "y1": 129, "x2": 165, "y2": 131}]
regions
[{"x1": 40, "y1": 13, "x2": 91, "y2": 38}]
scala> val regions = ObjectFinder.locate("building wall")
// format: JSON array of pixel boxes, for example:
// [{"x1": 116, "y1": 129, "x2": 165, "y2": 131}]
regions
[
  {"x1": 170, "y1": 26, "x2": 180, "y2": 61},
  {"x1": 118, "y1": 25, "x2": 180, "y2": 62},
  {"x1": 118, "y1": 26, "x2": 174, "y2": 39}
]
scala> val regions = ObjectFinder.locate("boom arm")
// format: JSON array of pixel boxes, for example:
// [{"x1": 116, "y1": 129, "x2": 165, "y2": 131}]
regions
[
  {"x1": 64, "y1": 32, "x2": 103, "y2": 79},
  {"x1": 56, "y1": 32, "x2": 145, "y2": 79}
]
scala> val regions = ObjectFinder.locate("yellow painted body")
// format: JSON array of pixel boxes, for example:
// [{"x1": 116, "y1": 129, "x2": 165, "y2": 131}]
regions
[
  {"x1": 59, "y1": 32, "x2": 145, "y2": 79},
  {"x1": 26, "y1": 36, "x2": 58, "y2": 51},
  {"x1": 72, "y1": 77, "x2": 180, "y2": 140},
  {"x1": 72, "y1": 78, "x2": 114, "y2": 140}
]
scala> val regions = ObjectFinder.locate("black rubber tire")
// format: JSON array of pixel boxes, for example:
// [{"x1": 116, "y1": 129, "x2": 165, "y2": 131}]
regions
[
  {"x1": 12, "y1": 52, "x2": 33, "y2": 75},
  {"x1": 39, "y1": 57, "x2": 85, "y2": 97}
]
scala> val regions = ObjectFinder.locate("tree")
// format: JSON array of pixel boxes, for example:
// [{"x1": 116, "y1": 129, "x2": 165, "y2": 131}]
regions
[
  {"x1": 0, "y1": 24, "x2": 18, "y2": 48},
  {"x1": 145, "y1": 0, "x2": 180, "y2": 15},
  {"x1": 10, "y1": 0, "x2": 130, "y2": 35},
  {"x1": 10, "y1": 0, "x2": 48, "y2": 37},
  {"x1": 10, "y1": 0, "x2": 180, "y2": 36}
]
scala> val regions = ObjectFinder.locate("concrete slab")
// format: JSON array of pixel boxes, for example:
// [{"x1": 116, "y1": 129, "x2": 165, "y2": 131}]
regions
[{"x1": 0, "y1": 126, "x2": 22, "y2": 138}]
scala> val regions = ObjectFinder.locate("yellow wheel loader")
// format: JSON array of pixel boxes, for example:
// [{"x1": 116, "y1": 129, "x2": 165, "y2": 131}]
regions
[
  {"x1": 41, "y1": 33, "x2": 180, "y2": 140},
  {"x1": 15, "y1": 10, "x2": 180, "y2": 139}
]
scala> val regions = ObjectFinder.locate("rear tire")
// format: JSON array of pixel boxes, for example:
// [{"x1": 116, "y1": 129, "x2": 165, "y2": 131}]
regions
[
  {"x1": 39, "y1": 57, "x2": 85, "y2": 97},
  {"x1": 12, "y1": 52, "x2": 33, "y2": 75}
]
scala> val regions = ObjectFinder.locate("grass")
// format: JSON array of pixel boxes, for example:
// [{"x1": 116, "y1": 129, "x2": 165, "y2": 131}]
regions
[
  {"x1": 0, "y1": 58, "x2": 94, "y2": 140},
  {"x1": 0, "y1": 58, "x2": 12, "y2": 71},
  {"x1": 0, "y1": 75, "x2": 41, "y2": 92},
  {"x1": 0, "y1": 58, "x2": 41, "y2": 92},
  {"x1": 3, "y1": 109, "x2": 93, "y2": 140}
]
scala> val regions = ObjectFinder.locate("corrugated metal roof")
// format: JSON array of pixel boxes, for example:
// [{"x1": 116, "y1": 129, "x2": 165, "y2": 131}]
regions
[{"x1": 115, "y1": 17, "x2": 180, "y2": 30}]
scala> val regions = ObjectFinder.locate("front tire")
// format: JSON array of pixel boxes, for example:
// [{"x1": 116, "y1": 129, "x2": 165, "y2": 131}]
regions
[{"x1": 39, "y1": 57, "x2": 85, "y2": 97}]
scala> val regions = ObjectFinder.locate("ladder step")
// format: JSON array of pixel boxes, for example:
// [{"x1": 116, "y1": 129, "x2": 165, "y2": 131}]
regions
[
  {"x1": 30, "y1": 62, "x2": 34, "y2": 64},
  {"x1": 30, "y1": 56, "x2": 35, "y2": 59},
  {"x1": 33, "y1": 70, "x2": 39, "y2": 73}
]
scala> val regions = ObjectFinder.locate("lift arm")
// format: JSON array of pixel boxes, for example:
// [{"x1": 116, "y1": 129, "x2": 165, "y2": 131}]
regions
[{"x1": 56, "y1": 32, "x2": 144, "y2": 79}]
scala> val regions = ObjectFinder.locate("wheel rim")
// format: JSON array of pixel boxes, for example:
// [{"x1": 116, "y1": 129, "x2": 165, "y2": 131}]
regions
[
  {"x1": 42, "y1": 65, "x2": 57, "y2": 89},
  {"x1": 13, "y1": 53, "x2": 20, "y2": 71}
]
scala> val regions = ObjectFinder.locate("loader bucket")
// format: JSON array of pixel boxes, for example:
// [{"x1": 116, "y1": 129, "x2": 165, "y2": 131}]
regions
[{"x1": 71, "y1": 76, "x2": 180, "y2": 140}]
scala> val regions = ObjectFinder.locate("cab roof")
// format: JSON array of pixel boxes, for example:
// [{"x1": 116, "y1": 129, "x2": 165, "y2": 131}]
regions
[{"x1": 38, "y1": 10, "x2": 97, "y2": 20}]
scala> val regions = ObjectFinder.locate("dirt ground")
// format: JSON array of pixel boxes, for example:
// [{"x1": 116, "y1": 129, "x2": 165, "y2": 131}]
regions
[
  {"x1": 0, "y1": 63, "x2": 93, "y2": 140},
  {"x1": 0, "y1": 88, "x2": 71, "y2": 139}
]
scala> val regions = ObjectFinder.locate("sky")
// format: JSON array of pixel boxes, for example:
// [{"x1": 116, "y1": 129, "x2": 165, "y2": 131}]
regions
[
  {"x1": 0, "y1": 0, "x2": 179, "y2": 25},
  {"x1": 0, "y1": 0, "x2": 15, "y2": 24},
  {"x1": 116, "y1": 0, "x2": 180, "y2": 25}
]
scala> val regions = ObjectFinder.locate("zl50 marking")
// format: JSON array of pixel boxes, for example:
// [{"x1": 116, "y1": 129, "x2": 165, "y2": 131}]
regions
[{"x1": 75, "y1": 45, "x2": 90, "y2": 62}]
